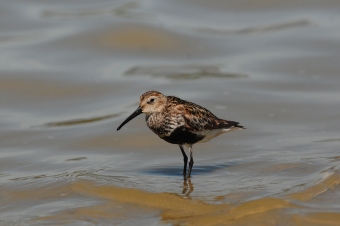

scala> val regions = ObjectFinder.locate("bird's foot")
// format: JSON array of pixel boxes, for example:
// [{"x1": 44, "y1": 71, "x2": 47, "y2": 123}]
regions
[{"x1": 183, "y1": 174, "x2": 192, "y2": 180}]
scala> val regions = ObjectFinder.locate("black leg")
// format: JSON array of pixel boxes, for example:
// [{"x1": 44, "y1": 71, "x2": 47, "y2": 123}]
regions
[
  {"x1": 179, "y1": 145, "x2": 188, "y2": 177},
  {"x1": 188, "y1": 145, "x2": 194, "y2": 178}
]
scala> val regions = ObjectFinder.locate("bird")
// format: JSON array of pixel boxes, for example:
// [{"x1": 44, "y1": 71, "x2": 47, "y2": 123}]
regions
[{"x1": 117, "y1": 91, "x2": 244, "y2": 178}]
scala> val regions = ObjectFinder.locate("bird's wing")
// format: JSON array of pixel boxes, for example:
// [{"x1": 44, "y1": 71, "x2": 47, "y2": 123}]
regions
[
  {"x1": 168, "y1": 96, "x2": 237, "y2": 131},
  {"x1": 183, "y1": 104, "x2": 225, "y2": 131}
]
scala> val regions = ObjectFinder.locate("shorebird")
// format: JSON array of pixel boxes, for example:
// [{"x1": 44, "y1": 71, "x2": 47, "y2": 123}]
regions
[{"x1": 117, "y1": 91, "x2": 244, "y2": 178}]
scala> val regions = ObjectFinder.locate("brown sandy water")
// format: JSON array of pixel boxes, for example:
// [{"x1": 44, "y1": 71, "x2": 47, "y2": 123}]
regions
[{"x1": 1, "y1": 0, "x2": 340, "y2": 225}]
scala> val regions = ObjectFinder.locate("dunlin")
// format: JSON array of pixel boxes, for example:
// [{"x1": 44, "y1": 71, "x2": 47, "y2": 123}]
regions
[{"x1": 117, "y1": 91, "x2": 244, "y2": 178}]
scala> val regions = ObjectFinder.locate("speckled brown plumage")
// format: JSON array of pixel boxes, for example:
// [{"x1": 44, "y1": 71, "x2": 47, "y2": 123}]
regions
[{"x1": 117, "y1": 91, "x2": 244, "y2": 178}]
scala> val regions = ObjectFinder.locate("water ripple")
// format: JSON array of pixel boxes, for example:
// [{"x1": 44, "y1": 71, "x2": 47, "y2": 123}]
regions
[
  {"x1": 42, "y1": 113, "x2": 122, "y2": 127},
  {"x1": 125, "y1": 64, "x2": 248, "y2": 80},
  {"x1": 196, "y1": 19, "x2": 311, "y2": 35},
  {"x1": 143, "y1": 162, "x2": 237, "y2": 177}
]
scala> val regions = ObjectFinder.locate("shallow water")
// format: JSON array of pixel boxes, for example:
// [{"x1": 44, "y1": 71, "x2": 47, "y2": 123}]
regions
[{"x1": 1, "y1": 0, "x2": 340, "y2": 225}]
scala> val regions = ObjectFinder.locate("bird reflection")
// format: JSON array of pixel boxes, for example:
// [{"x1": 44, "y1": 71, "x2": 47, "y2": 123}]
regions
[{"x1": 182, "y1": 178, "x2": 194, "y2": 197}]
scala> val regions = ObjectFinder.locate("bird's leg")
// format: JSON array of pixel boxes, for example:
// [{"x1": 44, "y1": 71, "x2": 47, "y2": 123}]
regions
[
  {"x1": 182, "y1": 178, "x2": 194, "y2": 196},
  {"x1": 188, "y1": 145, "x2": 194, "y2": 178},
  {"x1": 179, "y1": 145, "x2": 188, "y2": 177}
]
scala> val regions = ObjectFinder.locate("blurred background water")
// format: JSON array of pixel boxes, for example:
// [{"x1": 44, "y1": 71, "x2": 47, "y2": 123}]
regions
[{"x1": 1, "y1": 0, "x2": 340, "y2": 225}]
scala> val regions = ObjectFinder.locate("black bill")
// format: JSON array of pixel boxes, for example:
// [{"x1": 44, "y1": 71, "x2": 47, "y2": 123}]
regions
[{"x1": 117, "y1": 106, "x2": 143, "y2": 130}]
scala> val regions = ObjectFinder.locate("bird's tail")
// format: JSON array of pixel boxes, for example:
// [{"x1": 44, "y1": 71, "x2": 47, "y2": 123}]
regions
[{"x1": 222, "y1": 121, "x2": 245, "y2": 132}]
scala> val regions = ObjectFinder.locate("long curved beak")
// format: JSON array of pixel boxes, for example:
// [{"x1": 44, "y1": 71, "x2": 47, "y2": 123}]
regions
[{"x1": 117, "y1": 106, "x2": 143, "y2": 131}]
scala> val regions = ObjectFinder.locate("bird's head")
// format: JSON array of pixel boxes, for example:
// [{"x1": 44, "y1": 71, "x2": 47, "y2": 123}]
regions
[
  {"x1": 139, "y1": 91, "x2": 167, "y2": 115},
  {"x1": 117, "y1": 91, "x2": 166, "y2": 130}
]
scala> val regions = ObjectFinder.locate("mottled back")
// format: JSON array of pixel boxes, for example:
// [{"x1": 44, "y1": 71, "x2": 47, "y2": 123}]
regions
[{"x1": 166, "y1": 96, "x2": 241, "y2": 131}]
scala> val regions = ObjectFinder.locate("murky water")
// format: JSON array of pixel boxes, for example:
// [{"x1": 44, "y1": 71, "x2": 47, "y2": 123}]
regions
[{"x1": 1, "y1": 0, "x2": 340, "y2": 225}]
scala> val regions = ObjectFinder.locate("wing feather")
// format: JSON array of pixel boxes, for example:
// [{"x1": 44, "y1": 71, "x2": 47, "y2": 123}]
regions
[{"x1": 167, "y1": 96, "x2": 243, "y2": 132}]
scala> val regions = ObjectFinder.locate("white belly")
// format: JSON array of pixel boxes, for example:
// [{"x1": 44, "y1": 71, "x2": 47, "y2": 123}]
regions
[{"x1": 196, "y1": 128, "x2": 241, "y2": 143}]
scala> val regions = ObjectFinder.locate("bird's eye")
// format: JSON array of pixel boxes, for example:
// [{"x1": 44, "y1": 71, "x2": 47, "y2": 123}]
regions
[{"x1": 149, "y1": 98, "x2": 155, "y2": 103}]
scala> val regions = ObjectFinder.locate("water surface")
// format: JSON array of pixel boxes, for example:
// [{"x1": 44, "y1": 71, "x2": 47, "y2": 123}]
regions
[{"x1": 1, "y1": 0, "x2": 340, "y2": 225}]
